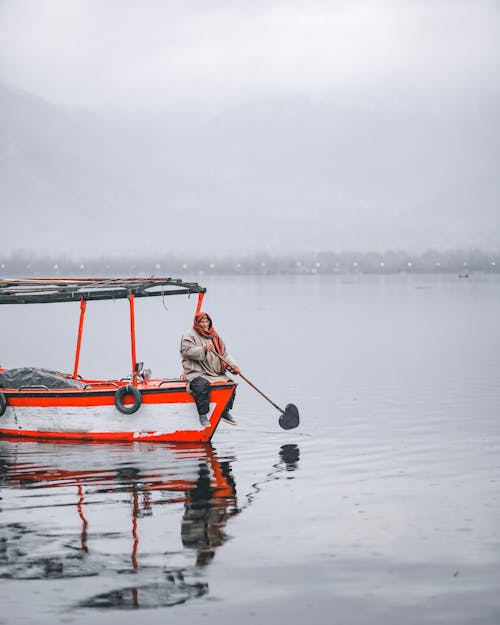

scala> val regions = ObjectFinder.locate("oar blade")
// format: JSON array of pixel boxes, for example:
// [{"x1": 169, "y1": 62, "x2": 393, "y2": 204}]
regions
[{"x1": 279, "y1": 403, "x2": 300, "y2": 430}]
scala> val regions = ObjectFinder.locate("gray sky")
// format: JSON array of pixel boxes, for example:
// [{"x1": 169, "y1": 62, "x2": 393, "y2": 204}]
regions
[
  {"x1": 0, "y1": 0, "x2": 499, "y2": 257},
  {"x1": 2, "y1": 0, "x2": 499, "y2": 112}
]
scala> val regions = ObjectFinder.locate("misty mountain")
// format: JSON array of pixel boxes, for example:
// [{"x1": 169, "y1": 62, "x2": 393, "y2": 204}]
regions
[
  {"x1": 1, "y1": 84, "x2": 498, "y2": 257},
  {"x1": 0, "y1": 86, "x2": 144, "y2": 248}
]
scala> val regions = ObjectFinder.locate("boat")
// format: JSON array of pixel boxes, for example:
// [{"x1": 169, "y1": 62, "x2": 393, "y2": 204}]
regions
[{"x1": 0, "y1": 277, "x2": 237, "y2": 443}]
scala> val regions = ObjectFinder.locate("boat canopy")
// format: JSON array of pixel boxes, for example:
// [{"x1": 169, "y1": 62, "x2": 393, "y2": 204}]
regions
[
  {"x1": 0, "y1": 278, "x2": 205, "y2": 305},
  {"x1": 0, "y1": 277, "x2": 207, "y2": 382}
]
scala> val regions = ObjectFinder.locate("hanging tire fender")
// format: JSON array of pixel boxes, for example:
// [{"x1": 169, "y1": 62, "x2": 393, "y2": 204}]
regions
[
  {"x1": 114, "y1": 385, "x2": 142, "y2": 415},
  {"x1": 0, "y1": 391, "x2": 7, "y2": 417}
]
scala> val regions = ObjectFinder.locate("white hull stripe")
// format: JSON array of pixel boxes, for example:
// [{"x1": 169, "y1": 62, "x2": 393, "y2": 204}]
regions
[{"x1": 0, "y1": 402, "x2": 216, "y2": 435}]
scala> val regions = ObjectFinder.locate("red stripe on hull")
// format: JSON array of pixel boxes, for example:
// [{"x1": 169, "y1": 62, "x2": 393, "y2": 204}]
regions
[
  {"x1": 5, "y1": 394, "x2": 190, "y2": 408},
  {"x1": 0, "y1": 427, "x2": 215, "y2": 443}
]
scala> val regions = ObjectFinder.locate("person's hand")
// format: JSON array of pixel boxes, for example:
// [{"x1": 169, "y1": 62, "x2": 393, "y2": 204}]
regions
[
  {"x1": 205, "y1": 343, "x2": 213, "y2": 351},
  {"x1": 230, "y1": 366, "x2": 241, "y2": 375}
]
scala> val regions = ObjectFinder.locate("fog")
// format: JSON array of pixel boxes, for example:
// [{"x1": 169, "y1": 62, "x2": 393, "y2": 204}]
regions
[{"x1": 0, "y1": 0, "x2": 499, "y2": 259}]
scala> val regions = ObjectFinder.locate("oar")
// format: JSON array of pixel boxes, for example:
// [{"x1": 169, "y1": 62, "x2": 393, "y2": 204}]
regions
[{"x1": 211, "y1": 350, "x2": 300, "y2": 430}]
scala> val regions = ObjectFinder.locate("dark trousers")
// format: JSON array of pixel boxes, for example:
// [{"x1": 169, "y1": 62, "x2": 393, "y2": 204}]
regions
[{"x1": 190, "y1": 376, "x2": 235, "y2": 418}]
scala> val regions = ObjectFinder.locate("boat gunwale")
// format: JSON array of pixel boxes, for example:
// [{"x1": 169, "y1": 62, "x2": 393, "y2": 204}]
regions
[{"x1": 1, "y1": 381, "x2": 236, "y2": 399}]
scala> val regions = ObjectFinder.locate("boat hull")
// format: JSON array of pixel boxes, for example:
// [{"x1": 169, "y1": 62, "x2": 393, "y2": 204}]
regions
[{"x1": 0, "y1": 380, "x2": 236, "y2": 443}]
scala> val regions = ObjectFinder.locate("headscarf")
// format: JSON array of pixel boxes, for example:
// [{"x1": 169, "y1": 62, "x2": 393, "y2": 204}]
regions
[{"x1": 193, "y1": 312, "x2": 226, "y2": 372}]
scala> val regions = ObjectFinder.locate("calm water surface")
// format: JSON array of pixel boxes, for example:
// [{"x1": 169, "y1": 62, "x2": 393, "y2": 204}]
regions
[{"x1": 1, "y1": 274, "x2": 499, "y2": 624}]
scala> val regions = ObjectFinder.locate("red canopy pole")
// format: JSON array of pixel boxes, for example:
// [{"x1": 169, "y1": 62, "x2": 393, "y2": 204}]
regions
[
  {"x1": 195, "y1": 292, "x2": 204, "y2": 315},
  {"x1": 129, "y1": 294, "x2": 138, "y2": 385},
  {"x1": 72, "y1": 299, "x2": 87, "y2": 379}
]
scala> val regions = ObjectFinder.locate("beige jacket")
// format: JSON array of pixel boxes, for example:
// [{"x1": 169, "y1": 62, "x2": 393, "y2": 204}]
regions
[{"x1": 180, "y1": 328, "x2": 238, "y2": 383}]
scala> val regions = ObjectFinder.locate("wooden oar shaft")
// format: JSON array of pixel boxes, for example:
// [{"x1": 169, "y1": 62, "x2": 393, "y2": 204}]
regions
[
  {"x1": 237, "y1": 371, "x2": 285, "y2": 414},
  {"x1": 212, "y1": 350, "x2": 285, "y2": 414}
]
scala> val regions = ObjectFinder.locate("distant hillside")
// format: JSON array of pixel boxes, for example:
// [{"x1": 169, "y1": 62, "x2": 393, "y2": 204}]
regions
[
  {"x1": 1, "y1": 84, "x2": 499, "y2": 257},
  {"x1": 0, "y1": 86, "x2": 143, "y2": 249}
]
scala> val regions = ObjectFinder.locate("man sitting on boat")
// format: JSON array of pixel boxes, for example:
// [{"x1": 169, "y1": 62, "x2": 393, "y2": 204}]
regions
[{"x1": 180, "y1": 312, "x2": 240, "y2": 427}]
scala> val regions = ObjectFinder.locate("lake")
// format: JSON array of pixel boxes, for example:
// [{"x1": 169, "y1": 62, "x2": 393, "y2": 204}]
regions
[{"x1": 1, "y1": 273, "x2": 499, "y2": 624}]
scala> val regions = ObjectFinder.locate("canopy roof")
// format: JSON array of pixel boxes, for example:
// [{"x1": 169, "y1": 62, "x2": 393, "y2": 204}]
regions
[{"x1": 0, "y1": 277, "x2": 205, "y2": 305}]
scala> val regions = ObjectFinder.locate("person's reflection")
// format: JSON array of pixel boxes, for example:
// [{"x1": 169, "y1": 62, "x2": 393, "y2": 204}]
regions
[{"x1": 181, "y1": 460, "x2": 239, "y2": 567}]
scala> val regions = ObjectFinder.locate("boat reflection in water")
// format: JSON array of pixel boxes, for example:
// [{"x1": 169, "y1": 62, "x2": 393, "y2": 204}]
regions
[{"x1": 0, "y1": 439, "x2": 300, "y2": 610}]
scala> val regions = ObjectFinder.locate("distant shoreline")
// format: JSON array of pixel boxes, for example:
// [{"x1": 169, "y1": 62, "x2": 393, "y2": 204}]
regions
[{"x1": 1, "y1": 249, "x2": 498, "y2": 276}]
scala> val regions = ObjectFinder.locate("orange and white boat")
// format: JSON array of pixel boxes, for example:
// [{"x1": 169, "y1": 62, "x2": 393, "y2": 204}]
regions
[{"x1": 0, "y1": 278, "x2": 236, "y2": 443}]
